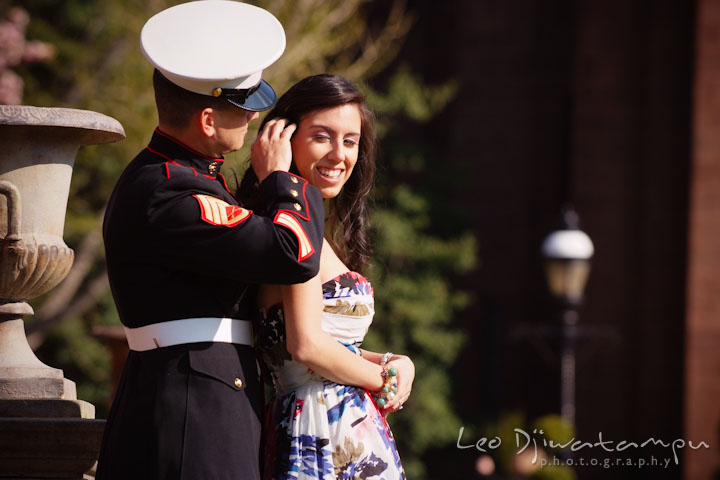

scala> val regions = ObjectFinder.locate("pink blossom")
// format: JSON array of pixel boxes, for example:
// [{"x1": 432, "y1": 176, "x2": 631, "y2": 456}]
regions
[
  {"x1": 23, "y1": 40, "x2": 56, "y2": 63},
  {"x1": 0, "y1": 69, "x2": 23, "y2": 105},
  {"x1": 0, "y1": 20, "x2": 25, "y2": 68},
  {"x1": 6, "y1": 7, "x2": 29, "y2": 30}
]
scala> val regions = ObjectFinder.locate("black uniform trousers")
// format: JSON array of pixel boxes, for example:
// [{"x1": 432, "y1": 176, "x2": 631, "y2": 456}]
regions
[{"x1": 98, "y1": 343, "x2": 263, "y2": 480}]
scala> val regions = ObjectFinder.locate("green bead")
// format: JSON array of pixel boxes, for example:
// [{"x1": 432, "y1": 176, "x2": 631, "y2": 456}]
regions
[
  {"x1": 388, "y1": 367, "x2": 397, "y2": 376},
  {"x1": 382, "y1": 387, "x2": 389, "y2": 393},
  {"x1": 392, "y1": 387, "x2": 398, "y2": 393},
  {"x1": 377, "y1": 398, "x2": 386, "y2": 407}
]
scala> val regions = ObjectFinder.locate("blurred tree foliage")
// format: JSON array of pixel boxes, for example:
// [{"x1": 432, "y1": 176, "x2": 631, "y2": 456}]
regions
[
  {"x1": 363, "y1": 69, "x2": 476, "y2": 478},
  {"x1": 468, "y1": 411, "x2": 576, "y2": 480},
  {"x1": 6, "y1": 1, "x2": 477, "y2": 478}
]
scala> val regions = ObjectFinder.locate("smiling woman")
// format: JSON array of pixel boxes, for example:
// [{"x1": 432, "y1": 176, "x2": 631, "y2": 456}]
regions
[
  {"x1": 291, "y1": 104, "x2": 362, "y2": 199},
  {"x1": 238, "y1": 74, "x2": 377, "y2": 271},
  {"x1": 236, "y1": 74, "x2": 410, "y2": 480}
]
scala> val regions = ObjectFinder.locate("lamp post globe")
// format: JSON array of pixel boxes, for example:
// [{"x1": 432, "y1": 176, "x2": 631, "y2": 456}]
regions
[
  {"x1": 541, "y1": 206, "x2": 594, "y2": 429},
  {"x1": 541, "y1": 207, "x2": 594, "y2": 308}
]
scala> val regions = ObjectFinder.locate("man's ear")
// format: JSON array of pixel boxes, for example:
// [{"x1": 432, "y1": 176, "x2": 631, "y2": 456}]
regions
[{"x1": 199, "y1": 107, "x2": 215, "y2": 138}]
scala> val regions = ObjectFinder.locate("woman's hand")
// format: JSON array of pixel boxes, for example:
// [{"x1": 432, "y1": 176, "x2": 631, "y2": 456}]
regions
[
  {"x1": 382, "y1": 355, "x2": 414, "y2": 414},
  {"x1": 251, "y1": 118, "x2": 297, "y2": 183}
]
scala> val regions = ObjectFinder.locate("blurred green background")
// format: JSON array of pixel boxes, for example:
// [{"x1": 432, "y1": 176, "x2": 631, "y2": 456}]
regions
[{"x1": 1, "y1": 1, "x2": 486, "y2": 478}]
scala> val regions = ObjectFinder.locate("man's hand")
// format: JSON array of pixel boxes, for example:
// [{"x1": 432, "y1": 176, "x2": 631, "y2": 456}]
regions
[
  {"x1": 251, "y1": 118, "x2": 297, "y2": 183},
  {"x1": 382, "y1": 355, "x2": 415, "y2": 414}
]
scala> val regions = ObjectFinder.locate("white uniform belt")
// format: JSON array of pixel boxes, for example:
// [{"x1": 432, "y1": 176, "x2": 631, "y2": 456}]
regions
[{"x1": 124, "y1": 317, "x2": 254, "y2": 351}]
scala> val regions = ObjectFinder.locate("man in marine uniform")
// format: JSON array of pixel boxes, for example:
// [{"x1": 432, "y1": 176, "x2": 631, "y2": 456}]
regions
[{"x1": 96, "y1": 2, "x2": 324, "y2": 479}]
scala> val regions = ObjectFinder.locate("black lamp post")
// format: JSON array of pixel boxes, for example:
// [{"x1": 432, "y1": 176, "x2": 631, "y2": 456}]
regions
[{"x1": 541, "y1": 207, "x2": 594, "y2": 427}]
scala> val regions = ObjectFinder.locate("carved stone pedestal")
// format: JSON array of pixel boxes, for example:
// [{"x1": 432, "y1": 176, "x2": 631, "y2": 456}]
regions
[{"x1": 0, "y1": 106, "x2": 124, "y2": 479}]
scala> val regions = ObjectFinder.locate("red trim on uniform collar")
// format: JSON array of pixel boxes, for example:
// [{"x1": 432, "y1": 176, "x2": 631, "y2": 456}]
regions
[{"x1": 154, "y1": 128, "x2": 224, "y2": 162}]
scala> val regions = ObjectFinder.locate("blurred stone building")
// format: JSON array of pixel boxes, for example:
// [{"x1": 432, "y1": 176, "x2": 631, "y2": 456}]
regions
[{"x1": 392, "y1": 0, "x2": 719, "y2": 479}]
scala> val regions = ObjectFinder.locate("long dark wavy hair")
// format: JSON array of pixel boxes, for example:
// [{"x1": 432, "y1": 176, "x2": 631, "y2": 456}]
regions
[{"x1": 236, "y1": 74, "x2": 377, "y2": 273}]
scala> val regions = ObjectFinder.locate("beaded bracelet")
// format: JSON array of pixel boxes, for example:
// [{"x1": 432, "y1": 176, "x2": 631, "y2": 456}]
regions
[{"x1": 373, "y1": 354, "x2": 398, "y2": 407}]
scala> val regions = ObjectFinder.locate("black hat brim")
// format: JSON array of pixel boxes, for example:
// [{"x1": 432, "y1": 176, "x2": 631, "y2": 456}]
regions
[{"x1": 226, "y1": 79, "x2": 276, "y2": 112}]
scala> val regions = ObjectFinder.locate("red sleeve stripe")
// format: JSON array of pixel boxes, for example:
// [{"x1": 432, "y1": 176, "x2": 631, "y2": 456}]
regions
[
  {"x1": 273, "y1": 211, "x2": 315, "y2": 261},
  {"x1": 193, "y1": 194, "x2": 252, "y2": 227}
]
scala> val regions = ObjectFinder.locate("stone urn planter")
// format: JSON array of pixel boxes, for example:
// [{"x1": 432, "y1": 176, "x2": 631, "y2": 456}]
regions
[{"x1": 0, "y1": 105, "x2": 125, "y2": 479}]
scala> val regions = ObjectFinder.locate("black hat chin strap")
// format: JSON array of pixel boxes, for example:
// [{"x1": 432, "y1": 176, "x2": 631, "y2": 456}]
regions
[{"x1": 213, "y1": 82, "x2": 261, "y2": 103}]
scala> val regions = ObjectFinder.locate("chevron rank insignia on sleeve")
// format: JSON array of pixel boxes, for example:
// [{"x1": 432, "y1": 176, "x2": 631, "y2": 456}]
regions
[
  {"x1": 274, "y1": 212, "x2": 315, "y2": 261},
  {"x1": 193, "y1": 194, "x2": 251, "y2": 227}
]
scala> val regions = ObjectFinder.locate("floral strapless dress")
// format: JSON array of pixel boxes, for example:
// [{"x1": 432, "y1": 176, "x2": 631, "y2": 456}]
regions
[{"x1": 254, "y1": 272, "x2": 406, "y2": 480}]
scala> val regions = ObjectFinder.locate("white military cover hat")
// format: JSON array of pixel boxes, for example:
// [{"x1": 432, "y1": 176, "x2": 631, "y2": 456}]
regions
[{"x1": 140, "y1": 0, "x2": 285, "y2": 111}]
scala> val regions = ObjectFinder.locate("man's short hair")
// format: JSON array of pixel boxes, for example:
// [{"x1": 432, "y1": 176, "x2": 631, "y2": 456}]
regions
[{"x1": 153, "y1": 69, "x2": 233, "y2": 128}]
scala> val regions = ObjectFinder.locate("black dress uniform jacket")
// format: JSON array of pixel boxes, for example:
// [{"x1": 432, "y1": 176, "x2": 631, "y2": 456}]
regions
[{"x1": 96, "y1": 129, "x2": 324, "y2": 480}]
